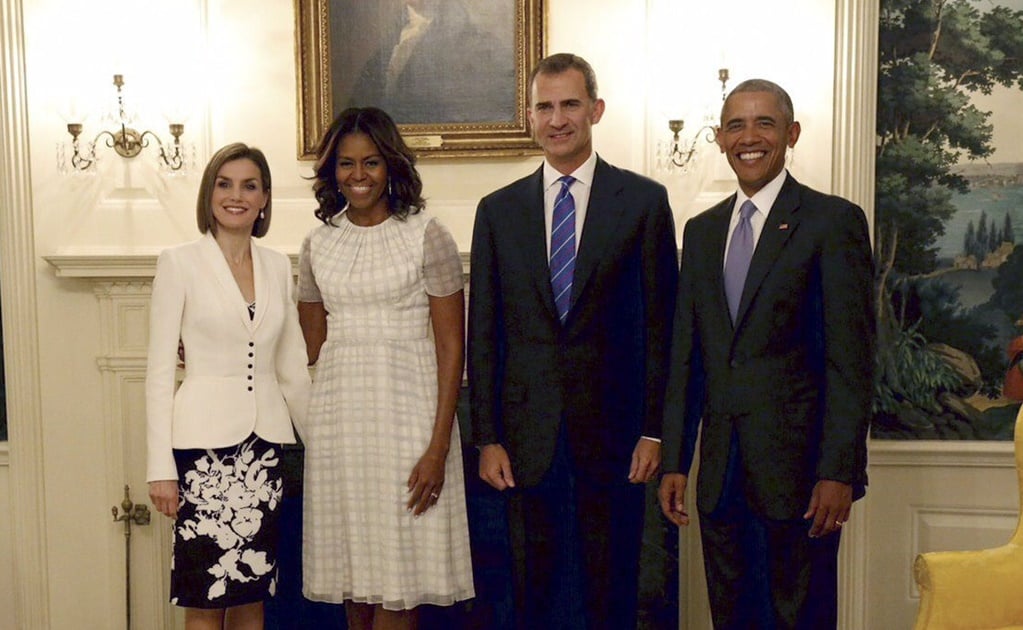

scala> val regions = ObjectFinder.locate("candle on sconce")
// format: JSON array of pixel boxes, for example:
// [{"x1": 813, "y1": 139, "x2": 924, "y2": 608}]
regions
[{"x1": 55, "y1": 74, "x2": 191, "y2": 173}]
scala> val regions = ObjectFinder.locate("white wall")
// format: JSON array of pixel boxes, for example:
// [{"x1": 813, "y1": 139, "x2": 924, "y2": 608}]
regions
[
  {"x1": 21, "y1": 0, "x2": 661, "y2": 258},
  {"x1": 20, "y1": 0, "x2": 844, "y2": 257},
  {"x1": 645, "y1": 0, "x2": 839, "y2": 228}
]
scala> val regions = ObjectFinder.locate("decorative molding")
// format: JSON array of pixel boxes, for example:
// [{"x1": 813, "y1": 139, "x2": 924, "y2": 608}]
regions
[
  {"x1": 909, "y1": 506, "x2": 1019, "y2": 598},
  {"x1": 96, "y1": 356, "x2": 149, "y2": 371},
  {"x1": 92, "y1": 281, "x2": 153, "y2": 296},
  {"x1": 46, "y1": 253, "x2": 162, "y2": 279},
  {"x1": 91, "y1": 281, "x2": 173, "y2": 626},
  {"x1": 95, "y1": 284, "x2": 152, "y2": 359},
  {"x1": 870, "y1": 439, "x2": 1016, "y2": 468},
  {"x1": 0, "y1": 0, "x2": 51, "y2": 626},
  {"x1": 831, "y1": 0, "x2": 879, "y2": 220},
  {"x1": 46, "y1": 251, "x2": 473, "y2": 280},
  {"x1": 833, "y1": 0, "x2": 879, "y2": 628}
]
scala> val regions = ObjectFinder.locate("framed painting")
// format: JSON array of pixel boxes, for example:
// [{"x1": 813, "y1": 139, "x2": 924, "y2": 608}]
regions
[{"x1": 295, "y1": 0, "x2": 545, "y2": 159}]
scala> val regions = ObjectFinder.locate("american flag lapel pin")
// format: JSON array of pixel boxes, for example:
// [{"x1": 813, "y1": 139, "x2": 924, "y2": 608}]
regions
[{"x1": 778, "y1": 223, "x2": 789, "y2": 230}]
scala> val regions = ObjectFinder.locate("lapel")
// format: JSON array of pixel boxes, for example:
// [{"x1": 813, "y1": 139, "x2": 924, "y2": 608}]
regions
[
  {"x1": 733, "y1": 175, "x2": 801, "y2": 328},
  {"x1": 705, "y1": 196, "x2": 736, "y2": 323},
  {"x1": 199, "y1": 232, "x2": 257, "y2": 333},
  {"x1": 249, "y1": 244, "x2": 269, "y2": 330},
  {"x1": 514, "y1": 167, "x2": 561, "y2": 321},
  {"x1": 570, "y1": 157, "x2": 625, "y2": 317}
]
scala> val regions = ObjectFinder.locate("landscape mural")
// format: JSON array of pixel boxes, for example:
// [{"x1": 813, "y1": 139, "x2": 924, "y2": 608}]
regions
[{"x1": 874, "y1": 0, "x2": 1023, "y2": 439}]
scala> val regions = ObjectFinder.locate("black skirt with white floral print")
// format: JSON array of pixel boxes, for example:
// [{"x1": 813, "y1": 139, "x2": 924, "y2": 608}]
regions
[{"x1": 170, "y1": 434, "x2": 284, "y2": 609}]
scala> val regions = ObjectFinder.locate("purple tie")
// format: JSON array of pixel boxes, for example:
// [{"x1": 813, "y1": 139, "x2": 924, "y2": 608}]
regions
[
  {"x1": 724, "y1": 199, "x2": 757, "y2": 323},
  {"x1": 550, "y1": 176, "x2": 576, "y2": 322}
]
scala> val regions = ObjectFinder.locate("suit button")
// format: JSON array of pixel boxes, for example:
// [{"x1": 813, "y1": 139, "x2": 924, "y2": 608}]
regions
[{"x1": 730, "y1": 359, "x2": 739, "y2": 368}]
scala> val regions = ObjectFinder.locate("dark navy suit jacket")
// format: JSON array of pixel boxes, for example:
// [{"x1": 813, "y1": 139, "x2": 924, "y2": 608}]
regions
[
  {"x1": 662, "y1": 174, "x2": 875, "y2": 519},
  {"x1": 468, "y1": 157, "x2": 679, "y2": 487}
]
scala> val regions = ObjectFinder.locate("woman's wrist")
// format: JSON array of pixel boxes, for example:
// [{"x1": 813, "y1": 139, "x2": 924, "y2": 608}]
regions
[{"x1": 423, "y1": 445, "x2": 449, "y2": 460}]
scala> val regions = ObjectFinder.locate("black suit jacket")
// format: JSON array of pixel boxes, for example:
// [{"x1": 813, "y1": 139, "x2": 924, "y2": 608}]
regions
[
  {"x1": 662, "y1": 174, "x2": 874, "y2": 520},
  {"x1": 468, "y1": 158, "x2": 679, "y2": 487}
]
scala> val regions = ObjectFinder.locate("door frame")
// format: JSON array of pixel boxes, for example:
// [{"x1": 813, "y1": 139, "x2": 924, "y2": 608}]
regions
[{"x1": 0, "y1": 0, "x2": 51, "y2": 626}]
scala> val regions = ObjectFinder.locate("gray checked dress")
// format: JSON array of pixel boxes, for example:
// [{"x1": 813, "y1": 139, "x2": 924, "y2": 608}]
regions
[{"x1": 297, "y1": 210, "x2": 474, "y2": 610}]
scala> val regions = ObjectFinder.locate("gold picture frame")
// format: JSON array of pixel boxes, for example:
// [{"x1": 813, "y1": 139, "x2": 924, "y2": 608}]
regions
[{"x1": 295, "y1": 0, "x2": 545, "y2": 159}]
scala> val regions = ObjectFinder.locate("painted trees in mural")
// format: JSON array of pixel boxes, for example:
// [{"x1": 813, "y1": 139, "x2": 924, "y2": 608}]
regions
[{"x1": 875, "y1": 0, "x2": 1023, "y2": 438}]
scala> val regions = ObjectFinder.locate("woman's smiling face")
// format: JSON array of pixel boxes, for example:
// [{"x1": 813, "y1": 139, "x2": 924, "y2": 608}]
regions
[
  {"x1": 335, "y1": 131, "x2": 389, "y2": 217},
  {"x1": 210, "y1": 158, "x2": 267, "y2": 235}
]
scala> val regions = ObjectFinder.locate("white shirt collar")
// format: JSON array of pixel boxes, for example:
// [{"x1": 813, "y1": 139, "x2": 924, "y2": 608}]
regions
[
  {"x1": 735, "y1": 168, "x2": 788, "y2": 218},
  {"x1": 542, "y1": 152, "x2": 597, "y2": 192}
]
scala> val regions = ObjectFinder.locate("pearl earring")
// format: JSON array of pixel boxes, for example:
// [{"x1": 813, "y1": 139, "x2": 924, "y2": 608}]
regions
[{"x1": 259, "y1": 210, "x2": 265, "y2": 219}]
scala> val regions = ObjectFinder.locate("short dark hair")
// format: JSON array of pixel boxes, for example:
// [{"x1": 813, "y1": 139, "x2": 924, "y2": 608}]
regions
[
  {"x1": 724, "y1": 79, "x2": 795, "y2": 126},
  {"x1": 529, "y1": 53, "x2": 599, "y2": 102},
  {"x1": 310, "y1": 107, "x2": 424, "y2": 225},
  {"x1": 196, "y1": 143, "x2": 272, "y2": 237}
]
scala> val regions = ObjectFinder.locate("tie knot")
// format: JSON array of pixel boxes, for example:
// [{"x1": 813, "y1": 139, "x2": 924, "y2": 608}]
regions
[
  {"x1": 558, "y1": 175, "x2": 576, "y2": 189},
  {"x1": 739, "y1": 199, "x2": 757, "y2": 221}
]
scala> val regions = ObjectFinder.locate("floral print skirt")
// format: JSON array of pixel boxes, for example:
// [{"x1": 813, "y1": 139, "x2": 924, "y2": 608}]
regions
[{"x1": 170, "y1": 434, "x2": 284, "y2": 609}]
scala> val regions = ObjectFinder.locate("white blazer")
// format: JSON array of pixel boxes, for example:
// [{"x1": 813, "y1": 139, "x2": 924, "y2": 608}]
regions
[{"x1": 145, "y1": 232, "x2": 310, "y2": 481}]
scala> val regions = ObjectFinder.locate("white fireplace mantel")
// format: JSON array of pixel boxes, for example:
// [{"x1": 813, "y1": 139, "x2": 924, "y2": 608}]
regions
[{"x1": 45, "y1": 250, "x2": 471, "y2": 279}]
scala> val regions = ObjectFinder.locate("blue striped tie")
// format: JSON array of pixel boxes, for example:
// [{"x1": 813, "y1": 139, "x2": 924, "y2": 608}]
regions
[{"x1": 550, "y1": 175, "x2": 576, "y2": 322}]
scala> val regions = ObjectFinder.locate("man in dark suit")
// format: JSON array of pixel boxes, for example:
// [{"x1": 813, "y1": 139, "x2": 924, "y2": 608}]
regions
[
  {"x1": 468, "y1": 53, "x2": 678, "y2": 629},
  {"x1": 658, "y1": 79, "x2": 875, "y2": 629}
]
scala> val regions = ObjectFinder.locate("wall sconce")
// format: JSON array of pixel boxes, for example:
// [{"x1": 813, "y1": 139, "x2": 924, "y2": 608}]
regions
[
  {"x1": 58, "y1": 74, "x2": 189, "y2": 173},
  {"x1": 658, "y1": 68, "x2": 730, "y2": 174}
]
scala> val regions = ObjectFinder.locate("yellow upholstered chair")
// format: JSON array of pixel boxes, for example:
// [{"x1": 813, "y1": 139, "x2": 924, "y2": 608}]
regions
[{"x1": 913, "y1": 405, "x2": 1023, "y2": 629}]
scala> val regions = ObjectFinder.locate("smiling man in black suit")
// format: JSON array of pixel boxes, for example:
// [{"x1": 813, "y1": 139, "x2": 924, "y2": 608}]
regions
[
  {"x1": 659, "y1": 79, "x2": 875, "y2": 629},
  {"x1": 468, "y1": 53, "x2": 678, "y2": 629}
]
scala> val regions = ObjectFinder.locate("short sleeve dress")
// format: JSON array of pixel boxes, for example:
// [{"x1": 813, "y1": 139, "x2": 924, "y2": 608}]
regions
[{"x1": 297, "y1": 210, "x2": 474, "y2": 610}]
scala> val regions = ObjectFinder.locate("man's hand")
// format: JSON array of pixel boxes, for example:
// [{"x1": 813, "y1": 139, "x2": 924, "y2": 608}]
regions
[
  {"x1": 628, "y1": 438, "x2": 661, "y2": 483},
  {"x1": 479, "y1": 444, "x2": 516, "y2": 491},
  {"x1": 658, "y1": 473, "x2": 690, "y2": 526},
  {"x1": 804, "y1": 479, "x2": 852, "y2": 537}
]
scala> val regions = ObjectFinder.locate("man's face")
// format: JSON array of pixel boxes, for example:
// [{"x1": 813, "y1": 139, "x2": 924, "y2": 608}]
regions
[
  {"x1": 528, "y1": 68, "x2": 605, "y2": 175},
  {"x1": 715, "y1": 90, "x2": 800, "y2": 197}
]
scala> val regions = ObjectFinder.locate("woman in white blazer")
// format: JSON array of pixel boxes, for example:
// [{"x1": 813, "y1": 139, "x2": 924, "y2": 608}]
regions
[{"x1": 146, "y1": 143, "x2": 310, "y2": 629}]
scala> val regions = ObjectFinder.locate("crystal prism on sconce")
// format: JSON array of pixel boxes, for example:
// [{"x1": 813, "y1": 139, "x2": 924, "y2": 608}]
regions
[
  {"x1": 656, "y1": 68, "x2": 730, "y2": 174},
  {"x1": 57, "y1": 74, "x2": 191, "y2": 173}
]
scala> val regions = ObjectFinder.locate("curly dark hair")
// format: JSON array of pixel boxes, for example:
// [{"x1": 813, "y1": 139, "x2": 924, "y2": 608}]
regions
[{"x1": 310, "y1": 107, "x2": 425, "y2": 224}]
